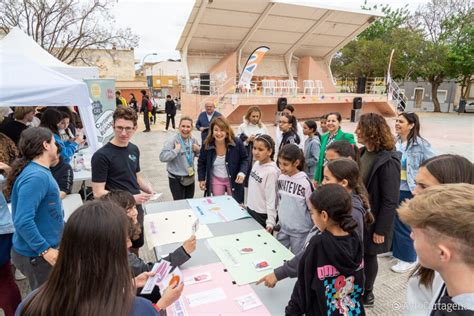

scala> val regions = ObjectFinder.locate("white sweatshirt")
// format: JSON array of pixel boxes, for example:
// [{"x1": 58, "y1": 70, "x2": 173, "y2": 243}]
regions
[
  {"x1": 236, "y1": 122, "x2": 268, "y2": 146},
  {"x1": 246, "y1": 161, "x2": 280, "y2": 228}
]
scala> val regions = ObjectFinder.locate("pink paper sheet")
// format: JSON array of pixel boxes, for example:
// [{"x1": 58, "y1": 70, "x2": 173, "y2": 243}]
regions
[{"x1": 167, "y1": 262, "x2": 271, "y2": 316}]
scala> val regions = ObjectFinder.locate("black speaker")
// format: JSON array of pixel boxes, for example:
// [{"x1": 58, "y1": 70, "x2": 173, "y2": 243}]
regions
[
  {"x1": 353, "y1": 97, "x2": 362, "y2": 109},
  {"x1": 199, "y1": 73, "x2": 210, "y2": 95},
  {"x1": 277, "y1": 97, "x2": 287, "y2": 112},
  {"x1": 356, "y1": 77, "x2": 366, "y2": 93}
]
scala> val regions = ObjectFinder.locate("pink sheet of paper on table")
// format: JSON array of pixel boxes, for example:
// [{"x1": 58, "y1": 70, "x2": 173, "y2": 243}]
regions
[{"x1": 167, "y1": 262, "x2": 271, "y2": 316}]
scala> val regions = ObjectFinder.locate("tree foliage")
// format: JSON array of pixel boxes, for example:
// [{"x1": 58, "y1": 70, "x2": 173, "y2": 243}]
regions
[{"x1": 0, "y1": 0, "x2": 139, "y2": 65}]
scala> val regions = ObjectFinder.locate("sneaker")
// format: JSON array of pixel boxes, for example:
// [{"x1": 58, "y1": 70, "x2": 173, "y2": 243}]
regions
[
  {"x1": 377, "y1": 251, "x2": 393, "y2": 258},
  {"x1": 362, "y1": 292, "x2": 375, "y2": 307},
  {"x1": 143, "y1": 129, "x2": 151, "y2": 133},
  {"x1": 391, "y1": 260, "x2": 417, "y2": 273},
  {"x1": 15, "y1": 269, "x2": 27, "y2": 281}
]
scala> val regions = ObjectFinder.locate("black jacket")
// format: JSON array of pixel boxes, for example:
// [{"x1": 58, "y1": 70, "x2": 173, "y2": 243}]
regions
[
  {"x1": 286, "y1": 231, "x2": 365, "y2": 316},
  {"x1": 197, "y1": 137, "x2": 249, "y2": 203},
  {"x1": 165, "y1": 100, "x2": 176, "y2": 116},
  {"x1": 140, "y1": 95, "x2": 149, "y2": 113},
  {"x1": 279, "y1": 130, "x2": 300, "y2": 152},
  {"x1": 360, "y1": 148, "x2": 401, "y2": 255}
]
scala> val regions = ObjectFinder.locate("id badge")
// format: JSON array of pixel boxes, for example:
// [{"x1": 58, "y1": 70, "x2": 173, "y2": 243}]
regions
[{"x1": 187, "y1": 166, "x2": 195, "y2": 176}]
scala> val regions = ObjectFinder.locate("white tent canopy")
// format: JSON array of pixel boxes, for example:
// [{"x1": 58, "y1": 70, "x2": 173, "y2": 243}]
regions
[
  {"x1": 0, "y1": 27, "x2": 99, "y2": 80},
  {"x1": 0, "y1": 49, "x2": 99, "y2": 151}
]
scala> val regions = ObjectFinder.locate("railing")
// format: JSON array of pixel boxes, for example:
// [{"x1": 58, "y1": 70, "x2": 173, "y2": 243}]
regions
[{"x1": 387, "y1": 77, "x2": 407, "y2": 112}]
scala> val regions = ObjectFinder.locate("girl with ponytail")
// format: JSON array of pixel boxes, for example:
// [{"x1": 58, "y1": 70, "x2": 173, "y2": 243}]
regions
[
  {"x1": 285, "y1": 184, "x2": 364, "y2": 315},
  {"x1": 322, "y1": 158, "x2": 374, "y2": 241}
]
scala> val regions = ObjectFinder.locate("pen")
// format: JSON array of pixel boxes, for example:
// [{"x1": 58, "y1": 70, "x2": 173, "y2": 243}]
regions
[{"x1": 196, "y1": 206, "x2": 204, "y2": 215}]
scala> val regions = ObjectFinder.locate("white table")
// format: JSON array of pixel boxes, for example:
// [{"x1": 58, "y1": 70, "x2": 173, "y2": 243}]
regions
[
  {"x1": 71, "y1": 148, "x2": 93, "y2": 199},
  {"x1": 146, "y1": 199, "x2": 296, "y2": 315}
]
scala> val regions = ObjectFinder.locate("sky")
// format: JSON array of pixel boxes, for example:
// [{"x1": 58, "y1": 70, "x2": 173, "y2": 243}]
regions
[{"x1": 111, "y1": 0, "x2": 430, "y2": 64}]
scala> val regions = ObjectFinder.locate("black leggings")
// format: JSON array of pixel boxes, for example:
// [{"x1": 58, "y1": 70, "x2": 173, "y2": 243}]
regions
[
  {"x1": 364, "y1": 253, "x2": 378, "y2": 293},
  {"x1": 169, "y1": 177, "x2": 195, "y2": 200}
]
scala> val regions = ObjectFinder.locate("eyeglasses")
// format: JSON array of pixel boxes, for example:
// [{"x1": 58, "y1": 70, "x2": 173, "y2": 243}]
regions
[{"x1": 114, "y1": 126, "x2": 135, "y2": 133}]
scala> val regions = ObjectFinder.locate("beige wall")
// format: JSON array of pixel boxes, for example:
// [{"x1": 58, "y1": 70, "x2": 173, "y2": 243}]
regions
[
  {"x1": 297, "y1": 56, "x2": 337, "y2": 93},
  {"x1": 209, "y1": 51, "x2": 237, "y2": 94}
]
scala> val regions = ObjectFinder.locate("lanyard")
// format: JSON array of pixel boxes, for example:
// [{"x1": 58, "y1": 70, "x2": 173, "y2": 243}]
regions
[{"x1": 178, "y1": 134, "x2": 194, "y2": 166}]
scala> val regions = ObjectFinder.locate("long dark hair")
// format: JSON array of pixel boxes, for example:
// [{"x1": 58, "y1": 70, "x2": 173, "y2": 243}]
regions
[
  {"x1": 310, "y1": 184, "x2": 357, "y2": 233},
  {"x1": 278, "y1": 144, "x2": 305, "y2": 171},
  {"x1": 39, "y1": 108, "x2": 63, "y2": 135},
  {"x1": 326, "y1": 140, "x2": 358, "y2": 161},
  {"x1": 325, "y1": 158, "x2": 374, "y2": 225},
  {"x1": 281, "y1": 113, "x2": 297, "y2": 134},
  {"x1": 4, "y1": 127, "x2": 53, "y2": 199},
  {"x1": 304, "y1": 120, "x2": 320, "y2": 141},
  {"x1": 412, "y1": 154, "x2": 474, "y2": 287},
  {"x1": 398, "y1": 112, "x2": 424, "y2": 149},
  {"x1": 20, "y1": 200, "x2": 134, "y2": 316},
  {"x1": 254, "y1": 134, "x2": 276, "y2": 161}
]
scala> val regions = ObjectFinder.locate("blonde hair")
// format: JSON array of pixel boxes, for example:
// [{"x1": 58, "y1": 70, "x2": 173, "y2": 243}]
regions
[
  {"x1": 204, "y1": 116, "x2": 235, "y2": 147},
  {"x1": 398, "y1": 183, "x2": 474, "y2": 265},
  {"x1": 244, "y1": 106, "x2": 262, "y2": 128},
  {"x1": 14, "y1": 106, "x2": 36, "y2": 120}
]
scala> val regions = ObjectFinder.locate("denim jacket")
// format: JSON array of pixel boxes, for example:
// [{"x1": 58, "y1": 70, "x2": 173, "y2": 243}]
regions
[
  {"x1": 397, "y1": 136, "x2": 436, "y2": 192},
  {"x1": 0, "y1": 191, "x2": 14, "y2": 235}
]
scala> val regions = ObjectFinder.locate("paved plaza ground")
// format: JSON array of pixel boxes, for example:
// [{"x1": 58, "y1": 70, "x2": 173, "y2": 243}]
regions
[{"x1": 10, "y1": 111, "x2": 473, "y2": 316}]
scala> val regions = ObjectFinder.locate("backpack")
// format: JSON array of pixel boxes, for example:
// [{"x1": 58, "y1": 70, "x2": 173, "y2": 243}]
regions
[{"x1": 147, "y1": 98, "x2": 153, "y2": 111}]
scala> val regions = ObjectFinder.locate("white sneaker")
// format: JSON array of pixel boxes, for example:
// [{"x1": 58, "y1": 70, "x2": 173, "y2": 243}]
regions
[
  {"x1": 377, "y1": 251, "x2": 393, "y2": 258},
  {"x1": 15, "y1": 269, "x2": 27, "y2": 281},
  {"x1": 391, "y1": 260, "x2": 417, "y2": 273}
]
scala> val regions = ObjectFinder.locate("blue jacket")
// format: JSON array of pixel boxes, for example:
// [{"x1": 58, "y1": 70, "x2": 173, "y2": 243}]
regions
[
  {"x1": 11, "y1": 161, "x2": 64, "y2": 257},
  {"x1": 195, "y1": 111, "x2": 222, "y2": 142},
  {"x1": 197, "y1": 137, "x2": 249, "y2": 203},
  {"x1": 396, "y1": 137, "x2": 436, "y2": 192},
  {"x1": 54, "y1": 133, "x2": 78, "y2": 165},
  {"x1": 0, "y1": 191, "x2": 13, "y2": 235}
]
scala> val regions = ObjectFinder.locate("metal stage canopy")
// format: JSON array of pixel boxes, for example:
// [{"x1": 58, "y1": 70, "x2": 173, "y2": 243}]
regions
[{"x1": 176, "y1": 0, "x2": 383, "y2": 60}]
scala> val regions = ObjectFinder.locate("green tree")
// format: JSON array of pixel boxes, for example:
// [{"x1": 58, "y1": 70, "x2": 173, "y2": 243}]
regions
[
  {"x1": 443, "y1": 9, "x2": 474, "y2": 100},
  {"x1": 0, "y1": 0, "x2": 139, "y2": 64},
  {"x1": 411, "y1": 0, "x2": 472, "y2": 112}
]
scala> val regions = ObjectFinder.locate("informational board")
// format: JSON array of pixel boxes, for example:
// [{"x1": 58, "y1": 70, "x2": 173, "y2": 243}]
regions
[
  {"x1": 143, "y1": 209, "x2": 213, "y2": 249},
  {"x1": 187, "y1": 195, "x2": 250, "y2": 224},
  {"x1": 207, "y1": 230, "x2": 294, "y2": 285},
  {"x1": 166, "y1": 262, "x2": 271, "y2": 316},
  {"x1": 84, "y1": 79, "x2": 116, "y2": 146}
]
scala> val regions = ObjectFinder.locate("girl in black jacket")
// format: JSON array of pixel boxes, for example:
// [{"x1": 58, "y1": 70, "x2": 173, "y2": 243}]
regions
[
  {"x1": 286, "y1": 184, "x2": 364, "y2": 316},
  {"x1": 355, "y1": 113, "x2": 401, "y2": 307},
  {"x1": 278, "y1": 113, "x2": 300, "y2": 152}
]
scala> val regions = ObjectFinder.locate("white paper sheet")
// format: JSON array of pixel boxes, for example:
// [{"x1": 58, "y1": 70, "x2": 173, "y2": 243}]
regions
[
  {"x1": 144, "y1": 209, "x2": 213, "y2": 248},
  {"x1": 185, "y1": 287, "x2": 227, "y2": 308}
]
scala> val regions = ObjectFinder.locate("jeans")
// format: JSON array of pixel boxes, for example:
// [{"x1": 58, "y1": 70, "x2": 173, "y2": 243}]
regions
[
  {"x1": 364, "y1": 253, "x2": 378, "y2": 294},
  {"x1": 393, "y1": 190, "x2": 416, "y2": 262},
  {"x1": 143, "y1": 111, "x2": 150, "y2": 131},
  {"x1": 168, "y1": 177, "x2": 195, "y2": 200},
  {"x1": 166, "y1": 114, "x2": 176, "y2": 130}
]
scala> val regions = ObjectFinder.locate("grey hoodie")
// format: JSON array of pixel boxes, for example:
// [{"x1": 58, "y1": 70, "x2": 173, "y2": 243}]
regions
[
  {"x1": 159, "y1": 133, "x2": 199, "y2": 177},
  {"x1": 274, "y1": 226, "x2": 319, "y2": 280}
]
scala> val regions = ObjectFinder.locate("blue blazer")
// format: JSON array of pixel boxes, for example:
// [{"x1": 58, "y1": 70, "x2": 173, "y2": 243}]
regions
[
  {"x1": 195, "y1": 111, "x2": 222, "y2": 142},
  {"x1": 197, "y1": 137, "x2": 249, "y2": 203}
]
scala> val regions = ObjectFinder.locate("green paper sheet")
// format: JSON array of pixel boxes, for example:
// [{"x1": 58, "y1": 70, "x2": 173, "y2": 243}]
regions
[{"x1": 207, "y1": 229, "x2": 295, "y2": 285}]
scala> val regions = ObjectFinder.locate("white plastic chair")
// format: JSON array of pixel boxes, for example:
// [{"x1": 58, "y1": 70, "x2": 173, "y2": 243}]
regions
[
  {"x1": 287, "y1": 80, "x2": 298, "y2": 95},
  {"x1": 62, "y1": 193, "x2": 83, "y2": 222},
  {"x1": 303, "y1": 80, "x2": 315, "y2": 95},
  {"x1": 315, "y1": 80, "x2": 325, "y2": 95},
  {"x1": 262, "y1": 80, "x2": 276, "y2": 96},
  {"x1": 276, "y1": 80, "x2": 286, "y2": 95}
]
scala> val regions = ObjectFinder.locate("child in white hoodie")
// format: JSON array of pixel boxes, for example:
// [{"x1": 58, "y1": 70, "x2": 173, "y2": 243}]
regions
[
  {"x1": 276, "y1": 144, "x2": 314, "y2": 254},
  {"x1": 246, "y1": 135, "x2": 280, "y2": 233}
]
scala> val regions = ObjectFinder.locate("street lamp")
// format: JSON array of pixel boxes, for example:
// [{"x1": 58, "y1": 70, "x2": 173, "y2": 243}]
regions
[{"x1": 142, "y1": 53, "x2": 158, "y2": 76}]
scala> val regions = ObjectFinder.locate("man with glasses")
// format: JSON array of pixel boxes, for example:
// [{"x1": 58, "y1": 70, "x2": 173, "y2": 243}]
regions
[{"x1": 91, "y1": 108, "x2": 154, "y2": 255}]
